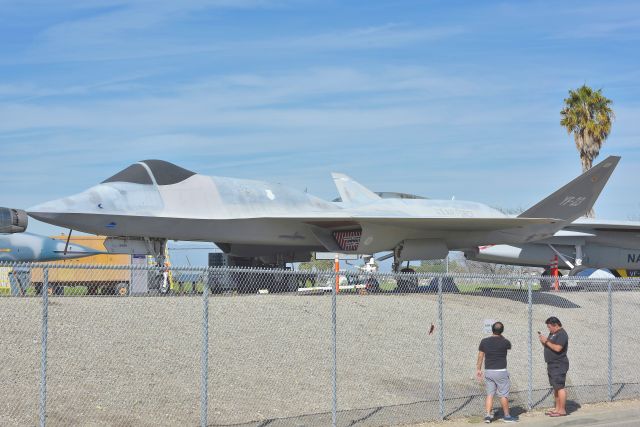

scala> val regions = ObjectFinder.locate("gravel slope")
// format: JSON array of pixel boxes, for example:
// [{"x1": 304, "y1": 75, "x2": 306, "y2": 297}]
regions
[{"x1": 1, "y1": 290, "x2": 639, "y2": 426}]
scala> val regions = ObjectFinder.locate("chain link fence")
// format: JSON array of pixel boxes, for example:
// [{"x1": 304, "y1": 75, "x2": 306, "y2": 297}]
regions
[{"x1": 1, "y1": 262, "x2": 639, "y2": 426}]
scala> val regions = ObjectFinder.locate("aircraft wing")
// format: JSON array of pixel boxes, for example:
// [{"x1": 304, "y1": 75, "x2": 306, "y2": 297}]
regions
[
  {"x1": 301, "y1": 215, "x2": 560, "y2": 253},
  {"x1": 567, "y1": 219, "x2": 640, "y2": 232},
  {"x1": 304, "y1": 216, "x2": 558, "y2": 231}
]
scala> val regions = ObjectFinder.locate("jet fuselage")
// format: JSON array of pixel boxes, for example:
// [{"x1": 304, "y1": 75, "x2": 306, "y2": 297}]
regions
[{"x1": 26, "y1": 158, "x2": 618, "y2": 261}]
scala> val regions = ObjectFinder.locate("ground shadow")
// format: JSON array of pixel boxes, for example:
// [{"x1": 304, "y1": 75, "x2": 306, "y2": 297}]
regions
[
  {"x1": 532, "y1": 388, "x2": 554, "y2": 408},
  {"x1": 613, "y1": 383, "x2": 626, "y2": 400},
  {"x1": 346, "y1": 407, "x2": 383, "y2": 426},
  {"x1": 566, "y1": 400, "x2": 582, "y2": 415},
  {"x1": 206, "y1": 391, "x2": 532, "y2": 426},
  {"x1": 466, "y1": 289, "x2": 582, "y2": 308},
  {"x1": 210, "y1": 384, "x2": 635, "y2": 426},
  {"x1": 444, "y1": 395, "x2": 474, "y2": 419},
  {"x1": 489, "y1": 404, "x2": 528, "y2": 419}
]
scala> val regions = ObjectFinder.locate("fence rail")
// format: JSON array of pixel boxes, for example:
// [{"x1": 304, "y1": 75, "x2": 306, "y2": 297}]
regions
[{"x1": 1, "y1": 263, "x2": 639, "y2": 426}]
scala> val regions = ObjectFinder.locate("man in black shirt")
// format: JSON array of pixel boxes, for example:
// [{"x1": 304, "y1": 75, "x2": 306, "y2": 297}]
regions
[
  {"x1": 476, "y1": 322, "x2": 517, "y2": 423},
  {"x1": 538, "y1": 316, "x2": 569, "y2": 417}
]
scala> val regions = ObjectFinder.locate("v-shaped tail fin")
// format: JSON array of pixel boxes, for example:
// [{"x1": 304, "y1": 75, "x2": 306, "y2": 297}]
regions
[
  {"x1": 519, "y1": 156, "x2": 620, "y2": 222},
  {"x1": 331, "y1": 173, "x2": 381, "y2": 205}
]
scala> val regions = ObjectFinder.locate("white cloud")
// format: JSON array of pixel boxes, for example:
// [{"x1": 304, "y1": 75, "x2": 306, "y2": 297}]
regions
[
  {"x1": 267, "y1": 23, "x2": 466, "y2": 50},
  {"x1": 14, "y1": 4, "x2": 465, "y2": 65},
  {"x1": 0, "y1": 66, "x2": 511, "y2": 136}
]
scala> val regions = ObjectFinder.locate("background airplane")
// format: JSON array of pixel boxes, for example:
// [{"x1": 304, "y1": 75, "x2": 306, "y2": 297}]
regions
[
  {"x1": 11, "y1": 157, "x2": 619, "y2": 271},
  {"x1": 0, "y1": 231, "x2": 104, "y2": 262},
  {"x1": 0, "y1": 207, "x2": 27, "y2": 234},
  {"x1": 465, "y1": 218, "x2": 640, "y2": 274}
]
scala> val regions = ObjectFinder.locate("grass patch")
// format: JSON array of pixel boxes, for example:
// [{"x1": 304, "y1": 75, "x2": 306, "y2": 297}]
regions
[{"x1": 172, "y1": 282, "x2": 205, "y2": 293}]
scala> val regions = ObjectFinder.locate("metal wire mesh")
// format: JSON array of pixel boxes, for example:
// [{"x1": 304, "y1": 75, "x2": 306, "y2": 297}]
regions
[
  {"x1": 2, "y1": 262, "x2": 640, "y2": 426},
  {"x1": 207, "y1": 269, "x2": 334, "y2": 426},
  {"x1": 41, "y1": 265, "x2": 202, "y2": 426},
  {"x1": 334, "y1": 271, "x2": 441, "y2": 426},
  {"x1": 441, "y1": 275, "x2": 531, "y2": 420},
  {"x1": 531, "y1": 277, "x2": 609, "y2": 410},
  {"x1": 0, "y1": 266, "x2": 40, "y2": 426},
  {"x1": 611, "y1": 278, "x2": 640, "y2": 401}
]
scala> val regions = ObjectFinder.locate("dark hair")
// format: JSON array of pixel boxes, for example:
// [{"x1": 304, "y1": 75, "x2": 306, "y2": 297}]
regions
[
  {"x1": 492, "y1": 322, "x2": 504, "y2": 334},
  {"x1": 545, "y1": 316, "x2": 562, "y2": 327}
]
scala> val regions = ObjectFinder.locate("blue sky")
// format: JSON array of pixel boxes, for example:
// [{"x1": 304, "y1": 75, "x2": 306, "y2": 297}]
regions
[{"x1": 2, "y1": 1, "x2": 640, "y2": 265}]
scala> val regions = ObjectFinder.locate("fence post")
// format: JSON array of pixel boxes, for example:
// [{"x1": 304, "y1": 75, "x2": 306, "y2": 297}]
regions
[
  {"x1": 39, "y1": 267, "x2": 49, "y2": 427},
  {"x1": 608, "y1": 280, "x2": 613, "y2": 401},
  {"x1": 527, "y1": 279, "x2": 533, "y2": 410},
  {"x1": 200, "y1": 268, "x2": 209, "y2": 427},
  {"x1": 332, "y1": 270, "x2": 338, "y2": 427},
  {"x1": 437, "y1": 276, "x2": 444, "y2": 420}
]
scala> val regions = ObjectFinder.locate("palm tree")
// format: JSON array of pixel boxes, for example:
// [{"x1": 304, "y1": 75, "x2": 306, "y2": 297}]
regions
[{"x1": 560, "y1": 84, "x2": 614, "y2": 217}]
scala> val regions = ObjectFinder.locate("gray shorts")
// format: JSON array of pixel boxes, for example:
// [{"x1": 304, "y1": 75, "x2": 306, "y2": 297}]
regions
[{"x1": 485, "y1": 370, "x2": 511, "y2": 397}]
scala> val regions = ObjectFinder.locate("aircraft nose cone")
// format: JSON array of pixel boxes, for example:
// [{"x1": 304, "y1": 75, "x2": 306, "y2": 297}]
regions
[
  {"x1": 26, "y1": 187, "x2": 118, "y2": 233},
  {"x1": 27, "y1": 200, "x2": 66, "y2": 222},
  {"x1": 27, "y1": 191, "x2": 94, "y2": 223}
]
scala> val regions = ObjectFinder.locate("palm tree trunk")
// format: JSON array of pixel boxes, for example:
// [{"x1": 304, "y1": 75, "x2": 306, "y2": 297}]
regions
[
  {"x1": 580, "y1": 154, "x2": 592, "y2": 173},
  {"x1": 579, "y1": 151, "x2": 595, "y2": 218},
  {"x1": 575, "y1": 135, "x2": 596, "y2": 217}
]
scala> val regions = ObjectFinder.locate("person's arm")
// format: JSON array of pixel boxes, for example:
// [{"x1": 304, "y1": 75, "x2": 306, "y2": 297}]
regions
[
  {"x1": 476, "y1": 351, "x2": 485, "y2": 379},
  {"x1": 538, "y1": 332, "x2": 548, "y2": 347},
  {"x1": 540, "y1": 336, "x2": 564, "y2": 352}
]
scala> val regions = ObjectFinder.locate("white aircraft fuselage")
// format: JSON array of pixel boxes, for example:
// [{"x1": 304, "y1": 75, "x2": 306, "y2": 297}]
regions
[
  {"x1": 26, "y1": 158, "x2": 618, "y2": 262},
  {"x1": 29, "y1": 175, "x2": 515, "y2": 252}
]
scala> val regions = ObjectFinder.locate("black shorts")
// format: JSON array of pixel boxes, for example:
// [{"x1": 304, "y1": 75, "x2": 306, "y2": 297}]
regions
[{"x1": 547, "y1": 361, "x2": 569, "y2": 390}]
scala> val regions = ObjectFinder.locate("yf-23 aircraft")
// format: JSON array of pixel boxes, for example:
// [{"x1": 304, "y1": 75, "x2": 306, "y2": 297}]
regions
[{"x1": 9, "y1": 156, "x2": 618, "y2": 271}]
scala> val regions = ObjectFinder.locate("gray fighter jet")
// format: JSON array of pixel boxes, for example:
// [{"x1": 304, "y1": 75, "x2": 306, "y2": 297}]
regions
[
  {"x1": 0, "y1": 232, "x2": 103, "y2": 262},
  {"x1": 465, "y1": 218, "x2": 640, "y2": 273},
  {"x1": 20, "y1": 157, "x2": 618, "y2": 270},
  {"x1": 0, "y1": 207, "x2": 101, "y2": 262}
]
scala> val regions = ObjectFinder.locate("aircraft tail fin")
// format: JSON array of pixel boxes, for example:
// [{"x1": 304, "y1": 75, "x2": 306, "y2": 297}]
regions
[
  {"x1": 518, "y1": 155, "x2": 620, "y2": 221},
  {"x1": 331, "y1": 173, "x2": 381, "y2": 204}
]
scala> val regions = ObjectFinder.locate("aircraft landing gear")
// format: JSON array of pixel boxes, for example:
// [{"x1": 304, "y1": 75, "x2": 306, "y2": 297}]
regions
[
  {"x1": 392, "y1": 244, "x2": 418, "y2": 292},
  {"x1": 144, "y1": 238, "x2": 170, "y2": 294},
  {"x1": 391, "y1": 244, "x2": 403, "y2": 273}
]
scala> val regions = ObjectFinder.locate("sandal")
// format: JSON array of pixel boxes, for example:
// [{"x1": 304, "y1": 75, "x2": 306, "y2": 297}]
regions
[
  {"x1": 548, "y1": 412, "x2": 567, "y2": 417},
  {"x1": 544, "y1": 411, "x2": 557, "y2": 416}
]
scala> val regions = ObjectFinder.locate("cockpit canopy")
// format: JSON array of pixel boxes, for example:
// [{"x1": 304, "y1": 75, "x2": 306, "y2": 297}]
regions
[
  {"x1": 102, "y1": 160, "x2": 196, "y2": 186},
  {"x1": 333, "y1": 191, "x2": 427, "y2": 202}
]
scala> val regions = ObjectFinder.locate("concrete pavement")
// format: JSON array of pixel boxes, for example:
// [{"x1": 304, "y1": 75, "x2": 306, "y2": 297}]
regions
[{"x1": 412, "y1": 399, "x2": 640, "y2": 426}]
